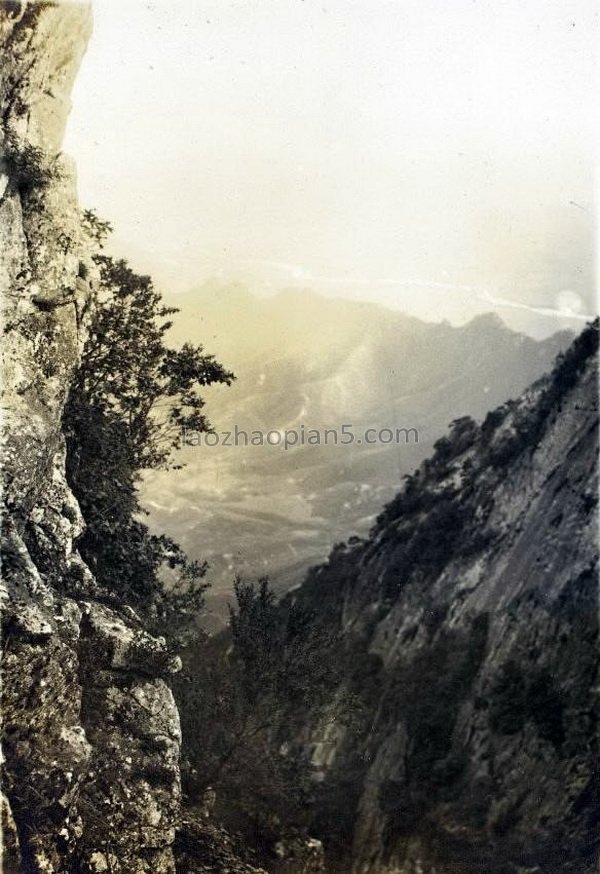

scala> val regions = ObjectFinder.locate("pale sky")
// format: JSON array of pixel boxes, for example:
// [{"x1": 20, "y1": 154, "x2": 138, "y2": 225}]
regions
[{"x1": 64, "y1": 0, "x2": 598, "y2": 336}]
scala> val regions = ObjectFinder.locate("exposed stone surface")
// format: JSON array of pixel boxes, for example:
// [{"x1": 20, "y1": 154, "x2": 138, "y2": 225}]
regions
[
  {"x1": 292, "y1": 325, "x2": 599, "y2": 873},
  {"x1": 0, "y1": 8, "x2": 324, "y2": 873},
  {"x1": 0, "y1": 5, "x2": 184, "y2": 872},
  {"x1": 1, "y1": 7, "x2": 302, "y2": 873},
  {"x1": 2, "y1": 6, "x2": 597, "y2": 874},
  {"x1": 1, "y1": 2, "x2": 94, "y2": 527}
]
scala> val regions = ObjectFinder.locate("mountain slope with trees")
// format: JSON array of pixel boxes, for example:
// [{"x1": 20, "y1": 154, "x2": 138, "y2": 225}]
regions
[
  {"x1": 143, "y1": 285, "x2": 573, "y2": 624},
  {"x1": 277, "y1": 320, "x2": 599, "y2": 873}
]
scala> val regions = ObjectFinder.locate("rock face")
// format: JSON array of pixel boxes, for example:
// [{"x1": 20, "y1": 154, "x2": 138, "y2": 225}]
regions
[
  {"x1": 1, "y1": 6, "x2": 597, "y2": 874},
  {"x1": 291, "y1": 324, "x2": 599, "y2": 873},
  {"x1": 0, "y1": 5, "x2": 183, "y2": 871},
  {"x1": 0, "y1": 10, "x2": 328, "y2": 873}
]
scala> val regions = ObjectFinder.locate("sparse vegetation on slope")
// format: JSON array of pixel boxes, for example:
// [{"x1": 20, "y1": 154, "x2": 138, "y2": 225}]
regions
[{"x1": 277, "y1": 320, "x2": 599, "y2": 874}]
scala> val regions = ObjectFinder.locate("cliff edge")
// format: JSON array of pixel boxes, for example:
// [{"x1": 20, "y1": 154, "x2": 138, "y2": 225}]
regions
[{"x1": 1, "y1": 6, "x2": 182, "y2": 872}]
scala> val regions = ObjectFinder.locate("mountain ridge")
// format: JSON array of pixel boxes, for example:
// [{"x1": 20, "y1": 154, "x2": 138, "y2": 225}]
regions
[
  {"x1": 283, "y1": 319, "x2": 599, "y2": 873},
  {"x1": 142, "y1": 286, "x2": 574, "y2": 625}
]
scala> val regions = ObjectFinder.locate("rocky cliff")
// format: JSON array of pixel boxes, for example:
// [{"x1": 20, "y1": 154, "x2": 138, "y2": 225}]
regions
[
  {"x1": 291, "y1": 322, "x2": 599, "y2": 873},
  {"x1": 0, "y1": 5, "x2": 185, "y2": 872},
  {"x1": 1, "y1": 6, "x2": 597, "y2": 874}
]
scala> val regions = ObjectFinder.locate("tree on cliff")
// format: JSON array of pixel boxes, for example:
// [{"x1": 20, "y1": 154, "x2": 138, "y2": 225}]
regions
[{"x1": 64, "y1": 211, "x2": 234, "y2": 629}]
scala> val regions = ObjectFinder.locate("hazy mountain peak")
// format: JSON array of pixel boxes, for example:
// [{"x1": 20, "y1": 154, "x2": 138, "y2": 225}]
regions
[{"x1": 463, "y1": 310, "x2": 508, "y2": 331}]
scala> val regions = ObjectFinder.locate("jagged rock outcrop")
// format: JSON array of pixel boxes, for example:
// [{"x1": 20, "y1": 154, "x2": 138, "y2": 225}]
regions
[
  {"x1": 0, "y1": 9, "x2": 329, "y2": 873},
  {"x1": 291, "y1": 323, "x2": 599, "y2": 873},
  {"x1": 0, "y1": 5, "x2": 185, "y2": 872}
]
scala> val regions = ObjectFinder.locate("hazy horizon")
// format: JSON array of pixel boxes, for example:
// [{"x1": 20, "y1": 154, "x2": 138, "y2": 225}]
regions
[{"x1": 64, "y1": 0, "x2": 597, "y2": 338}]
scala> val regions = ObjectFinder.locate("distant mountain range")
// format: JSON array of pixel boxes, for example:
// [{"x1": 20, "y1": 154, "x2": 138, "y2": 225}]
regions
[{"x1": 141, "y1": 284, "x2": 572, "y2": 627}]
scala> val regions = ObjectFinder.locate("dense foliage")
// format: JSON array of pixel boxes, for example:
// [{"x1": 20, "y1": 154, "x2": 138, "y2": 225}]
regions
[
  {"x1": 64, "y1": 212, "x2": 234, "y2": 628},
  {"x1": 64, "y1": 212, "x2": 344, "y2": 866}
]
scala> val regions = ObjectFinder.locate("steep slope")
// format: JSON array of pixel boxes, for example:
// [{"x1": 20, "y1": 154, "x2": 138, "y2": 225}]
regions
[
  {"x1": 0, "y1": 6, "x2": 188, "y2": 872},
  {"x1": 0, "y1": 10, "x2": 328, "y2": 873},
  {"x1": 143, "y1": 285, "x2": 572, "y2": 625},
  {"x1": 289, "y1": 321, "x2": 599, "y2": 873}
]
